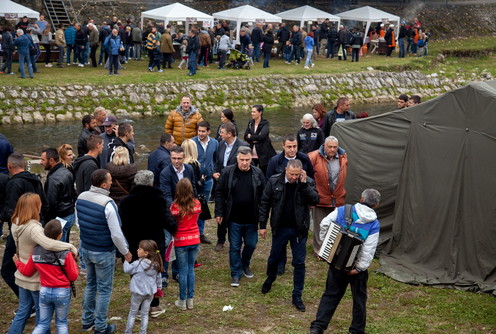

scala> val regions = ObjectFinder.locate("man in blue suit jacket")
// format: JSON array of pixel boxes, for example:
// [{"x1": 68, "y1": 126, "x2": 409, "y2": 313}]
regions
[
  {"x1": 148, "y1": 133, "x2": 175, "y2": 188},
  {"x1": 192, "y1": 121, "x2": 218, "y2": 244},
  {"x1": 213, "y1": 122, "x2": 249, "y2": 179},
  {"x1": 212, "y1": 122, "x2": 248, "y2": 251},
  {"x1": 159, "y1": 146, "x2": 196, "y2": 208}
]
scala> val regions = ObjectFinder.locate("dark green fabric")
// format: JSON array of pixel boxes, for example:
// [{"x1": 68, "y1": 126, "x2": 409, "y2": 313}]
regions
[{"x1": 331, "y1": 81, "x2": 496, "y2": 294}]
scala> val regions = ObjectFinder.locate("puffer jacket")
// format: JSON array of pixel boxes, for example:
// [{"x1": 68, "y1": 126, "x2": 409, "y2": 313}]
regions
[
  {"x1": 103, "y1": 34, "x2": 122, "y2": 55},
  {"x1": 308, "y1": 145, "x2": 348, "y2": 208},
  {"x1": 55, "y1": 29, "x2": 66, "y2": 47},
  {"x1": 259, "y1": 173, "x2": 319, "y2": 238},
  {"x1": 164, "y1": 106, "x2": 204, "y2": 145}
]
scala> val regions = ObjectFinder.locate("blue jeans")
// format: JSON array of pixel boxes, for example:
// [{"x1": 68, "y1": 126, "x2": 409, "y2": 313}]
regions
[
  {"x1": 228, "y1": 222, "x2": 258, "y2": 279},
  {"x1": 8, "y1": 287, "x2": 40, "y2": 334},
  {"x1": 66, "y1": 45, "x2": 75, "y2": 64},
  {"x1": 197, "y1": 178, "x2": 213, "y2": 235},
  {"x1": 252, "y1": 43, "x2": 260, "y2": 62},
  {"x1": 18, "y1": 53, "x2": 33, "y2": 79},
  {"x1": 266, "y1": 228, "x2": 307, "y2": 298},
  {"x1": 188, "y1": 52, "x2": 197, "y2": 75},
  {"x1": 61, "y1": 213, "x2": 75, "y2": 243},
  {"x1": 33, "y1": 287, "x2": 71, "y2": 334},
  {"x1": 84, "y1": 41, "x2": 90, "y2": 63},
  {"x1": 290, "y1": 45, "x2": 300, "y2": 63},
  {"x1": 175, "y1": 244, "x2": 199, "y2": 300},
  {"x1": 304, "y1": 49, "x2": 313, "y2": 67},
  {"x1": 263, "y1": 51, "x2": 270, "y2": 68},
  {"x1": 80, "y1": 248, "x2": 115, "y2": 332},
  {"x1": 75, "y1": 45, "x2": 85, "y2": 64},
  {"x1": 398, "y1": 37, "x2": 405, "y2": 58}
]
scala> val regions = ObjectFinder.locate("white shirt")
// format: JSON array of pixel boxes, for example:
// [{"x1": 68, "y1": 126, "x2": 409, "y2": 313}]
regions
[{"x1": 173, "y1": 165, "x2": 185, "y2": 180}]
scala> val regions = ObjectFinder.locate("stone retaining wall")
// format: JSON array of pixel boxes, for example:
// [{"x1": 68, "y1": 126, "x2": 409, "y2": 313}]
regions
[{"x1": 0, "y1": 71, "x2": 464, "y2": 124}]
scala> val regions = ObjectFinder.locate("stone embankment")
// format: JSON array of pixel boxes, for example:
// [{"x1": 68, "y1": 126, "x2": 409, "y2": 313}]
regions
[{"x1": 0, "y1": 71, "x2": 466, "y2": 124}]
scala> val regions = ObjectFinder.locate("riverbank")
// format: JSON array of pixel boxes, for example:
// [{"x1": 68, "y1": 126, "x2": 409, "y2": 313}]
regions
[{"x1": 0, "y1": 36, "x2": 495, "y2": 125}]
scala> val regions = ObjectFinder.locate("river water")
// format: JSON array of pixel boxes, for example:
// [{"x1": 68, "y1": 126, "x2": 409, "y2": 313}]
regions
[{"x1": 0, "y1": 103, "x2": 397, "y2": 169}]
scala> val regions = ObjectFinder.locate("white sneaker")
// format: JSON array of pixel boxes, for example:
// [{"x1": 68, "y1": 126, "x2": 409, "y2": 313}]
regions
[
  {"x1": 304, "y1": 66, "x2": 309, "y2": 69},
  {"x1": 78, "y1": 64, "x2": 84, "y2": 67},
  {"x1": 311, "y1": 63, "x2": 315, "y2": 68}
]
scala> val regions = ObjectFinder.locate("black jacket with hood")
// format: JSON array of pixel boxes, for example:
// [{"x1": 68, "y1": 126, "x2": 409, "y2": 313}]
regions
[{"x1": 73, "y1": 155, "x2": 99, "y2": 195}]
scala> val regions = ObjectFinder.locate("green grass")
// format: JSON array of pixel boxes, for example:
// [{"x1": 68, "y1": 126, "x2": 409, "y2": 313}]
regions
[
  {"x1": 1, "y1": 36, "x2": 493, "y2": 88},
  {"x1": 0, "y1": 221, "x2": 495, "y2": 333}
]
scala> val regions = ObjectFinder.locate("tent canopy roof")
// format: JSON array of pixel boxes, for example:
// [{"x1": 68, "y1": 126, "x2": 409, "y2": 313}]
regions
[
  {"x1": 0, "y1": 0, "x2": 39, "y2": 19},
  {"x1": 277, "y1": 5, "x2": 339, "y2": 22},
  {"x1": 141, "y1": 2, "x2": 213, "y2": 22},
  {"x1": 213, "y1": 5, "x2": 282, "y2": 23},
  {"x1": 336, "y1": 5, "x2": 399, "y2": 22}
]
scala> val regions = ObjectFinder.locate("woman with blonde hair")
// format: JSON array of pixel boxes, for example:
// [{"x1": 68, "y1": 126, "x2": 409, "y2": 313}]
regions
[
  {"x1": 105, "y1": 146, "x2": 137, "y2": 206},
  {"x1": 58, "y1": 144, "x2": 75, "y2": 173},
  {"x1": 297, "y1": 113, "x2": 324, "y2": 154},
  {"x1": 8, "y1": 193, "x2": 77, "y2": 333}
]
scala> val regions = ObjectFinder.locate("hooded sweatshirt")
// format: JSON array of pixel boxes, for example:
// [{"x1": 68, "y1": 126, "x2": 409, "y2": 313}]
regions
[
  {"x1": 319, "y1": 202, "x2": 380, "y2": 271},
  {"x1": 73, "y1": 154, "x2": 99, "y2": 195},
  {"x1": 123, "y1": 258, "x2": 161, "y2": 296}
]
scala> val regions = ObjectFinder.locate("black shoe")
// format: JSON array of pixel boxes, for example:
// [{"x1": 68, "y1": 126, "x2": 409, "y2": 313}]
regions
[
  {"x1": 309, "y1": 327, "x2": 323, "y2": 334},
  {"x1": 231, "y1": 277, "x2": 240, "y2": 287},
  {"x1": 172, "y1": 273, "x2": 179, "y2": 282},
  {"x1": 214, "y1": 243, "x2": 224, "y2": 252},
  {"x1": 82, "y1": 322, "x2": 95, "y2": 332},
  {"x1": 242, "y1": 267, "x2": 254, "y2": 278},
  {"x1": 292, "y1": 298, "x2": 306, "y2": 312},
  {"x1": 261, "y1": 279, "x2": 272, "y2": 294},
  {"x1": 94, "y1": 324, "x2": 116, "y2": 334},
  {"x1": 200, "y1": 234, "x2": 212, "y2": 244}
]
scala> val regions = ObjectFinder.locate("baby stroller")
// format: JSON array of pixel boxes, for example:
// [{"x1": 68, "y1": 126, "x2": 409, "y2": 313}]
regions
[{"x1": 226, "y1": 48, "x2": 250, "y2": 70}]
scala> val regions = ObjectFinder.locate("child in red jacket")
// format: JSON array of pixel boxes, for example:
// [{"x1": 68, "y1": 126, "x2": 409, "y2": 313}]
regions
[{"x1": 14, "y1": 219, "x2": 78, "y2": 333}]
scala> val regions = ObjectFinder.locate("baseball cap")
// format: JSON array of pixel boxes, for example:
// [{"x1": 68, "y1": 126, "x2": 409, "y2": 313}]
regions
[{"x1": 102, "y1": 115, "x2": 118, "y2": 126}]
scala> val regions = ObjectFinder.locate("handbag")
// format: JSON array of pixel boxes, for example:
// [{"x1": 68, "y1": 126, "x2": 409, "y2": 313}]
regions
[
  {"x1": 52, "y1": 251, "x2": 77, "y2": 297},
  {"x1": 198, "y1": 193, "x2": 212, "y2": 220}
]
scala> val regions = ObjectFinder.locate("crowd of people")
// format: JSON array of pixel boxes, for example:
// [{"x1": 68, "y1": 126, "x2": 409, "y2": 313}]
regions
[
  {"x1": 0, "y1": 93, "x2": 400, "y2": 333},
  {"x1": 0, "y1": 14, "x2": 429, "y2": 77}
]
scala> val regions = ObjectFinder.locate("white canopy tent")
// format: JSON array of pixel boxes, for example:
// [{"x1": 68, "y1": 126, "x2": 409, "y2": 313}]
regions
[
  {"x1": 141, "y1": 2, "x2": 214, "y2": 33},
  {"x1": 0, "y1": 0, "x2": 39, "y2": 19},
  {"x1": 336, "y1": 6, "x2": 400, "y2": 37},
  {"x1": 277, "y1": 5, "x2": 340, "y2": 29},
  {"x1": 213, "y1": 5, "x2": 282, "y2": 44}
]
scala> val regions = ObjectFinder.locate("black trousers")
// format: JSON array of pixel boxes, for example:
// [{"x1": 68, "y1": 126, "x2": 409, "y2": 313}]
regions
[
  {"x1": 1, "y1": 233, "x2": 19, "y2": 298},
  {"x1": 311, "y1": 267, "x2": 368, "y2": 334},
  {"x1": 217, "y1": 220, "x2": 228, "y2": 244},
  {"x1": 90, "y1": 45, "x2": 98, "y2": 67}
]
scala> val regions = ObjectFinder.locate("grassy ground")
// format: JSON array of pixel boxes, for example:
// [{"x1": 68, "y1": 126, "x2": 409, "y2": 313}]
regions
[
  {"x1": 0, "y1": 220, "x2": 495, "y2": 334},
  {"x1": 1, "y1": 36, "x2": 494, "y2": 88}
]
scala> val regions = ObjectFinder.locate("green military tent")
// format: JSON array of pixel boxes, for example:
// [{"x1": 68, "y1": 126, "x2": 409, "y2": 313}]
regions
[{"x1": 331, "y1": 80, "x2": 496, "y2": 294}]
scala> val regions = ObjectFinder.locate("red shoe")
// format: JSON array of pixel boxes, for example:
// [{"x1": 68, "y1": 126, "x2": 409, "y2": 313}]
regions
[{"x1": 194, "y1": 262, "x2": 202, "y2": 268}]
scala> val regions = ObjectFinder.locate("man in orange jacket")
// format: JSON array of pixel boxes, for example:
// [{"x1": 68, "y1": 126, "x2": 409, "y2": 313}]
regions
[
  {"x1": 164, "y1": 95, "x2": 204, "y2": 145},
  {"x1": 307, "y1": 136, "x2": 348, "y2": 255}
]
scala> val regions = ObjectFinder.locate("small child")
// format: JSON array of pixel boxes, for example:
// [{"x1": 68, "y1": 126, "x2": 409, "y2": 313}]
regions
[
  {"x1": 149, "y1": 42, "x2": 163, "y2": 72},
  {"x1": 124, "y1": 240, "x2": 164, "y2": 334},
  {"x1": 178, "y1": 40, "x2": 188, "y2": 70},
  {"x1": 13, "y1": 219, "x2": 78, "y2": 334}
]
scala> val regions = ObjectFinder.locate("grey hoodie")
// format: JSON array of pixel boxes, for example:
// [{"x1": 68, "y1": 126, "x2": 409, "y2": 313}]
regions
[{"x1": 124, "y1": 258, "x2": 161, "y2": 296}]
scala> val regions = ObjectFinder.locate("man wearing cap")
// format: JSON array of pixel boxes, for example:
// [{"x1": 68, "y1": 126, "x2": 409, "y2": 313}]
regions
[
  {"x1": 398, "y1": 21, "x2": 406, "y2": 58},
  {"x1": 99, "y1": 115, "x2": 118, "y2": 168},
  {"x1": 385, "y1": 24, "x2": 396, "y2": 57}
]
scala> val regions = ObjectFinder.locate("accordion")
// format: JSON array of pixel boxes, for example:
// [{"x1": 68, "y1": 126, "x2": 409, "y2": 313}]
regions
[{"x1": 318, "y1": 222, "x2": 363, "y2": 271}]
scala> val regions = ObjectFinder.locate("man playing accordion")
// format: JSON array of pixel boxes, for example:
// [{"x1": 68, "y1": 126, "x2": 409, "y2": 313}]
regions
[{"x1": 310, "y1": 188, "x2": 381, "y2": 334}]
